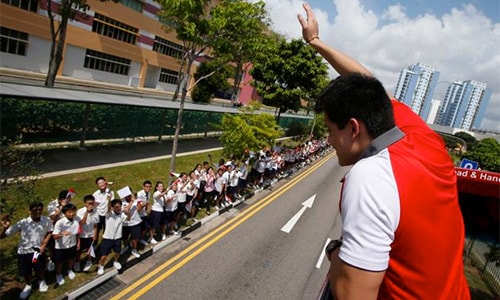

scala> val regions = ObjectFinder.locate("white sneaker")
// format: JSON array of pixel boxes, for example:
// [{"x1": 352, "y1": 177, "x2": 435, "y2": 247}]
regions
[
  {"x1": 19, "y1": 284, "x2": 32, "y2": 299},
  {"x1": 39, "y1": 280, "x2": 48, "y2": 292},
  {"x1": 161, "y1": 234, "x2": 167, "y2": 241},
  {"x1": 56, "y1": 274, "x2": 65, "y2": 286},
  {"x1": 174, "y1": 231, "x2": 180, "y2": 235},
  {"x1": 139, "y1": 239, "x2": 148, "y2": 246},
  {"x1": 131, "y1": 249, "x2": 141, "y2": 258},
  {"x1": 73, "y1": 262, "x2": 81, "y2": 272},
  {"x1": 83, "y1": 260, "x2": 92, "y2": 272},
  {"x1": 67, "y1": 270, "x2": 76, "y2": 280},
  {"x1": 97, "y1": 265, "x2": 104, "y2": 275},
  {"x1": 151, "y1": 238, "x2": 158, "y2": 245},
  {"x1": 113, "y1": 261, "x2": 122, "y2": 270}
]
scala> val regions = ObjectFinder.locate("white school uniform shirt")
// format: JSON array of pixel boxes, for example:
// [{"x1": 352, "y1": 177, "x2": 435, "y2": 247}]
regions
[
  {"x1": 186, "y1": 180, "x2": 197, "y2": 197},
  {"x1": 152, "y1": 190, "x2": 165, "y2": 212},
  {"x1": 164, "y1": 190, "x2": 178, "y2": 212},
  {"x1": 53, "y1": 216, "x2": 80, "y2": 249},
  {"x1": 176, "y1": 180, "x2": 188, "y2": 203},
  {"x1": 123, "y1": 200, "x2": 142, "y2": 227},
  {"x1": 76, "y1": 207, "x2": 99, "y2": 238},
  {"x1": 6, "y1": 215, "x2": 53, "y2": 254},
  {"x1": 93, "y1": 188, "x2": 115, "y2": 217},
  {"x1": 102, "y1": 212, "x2": 127, "y2": 240},
  {"x1": 215, "y1": 175, "x2": 227, "y2": 193},
  {"x1": 136, "y1": 189, "x2": 151, "y2": 217},
  {"x1": 229, "y1": 170, "x2": 239, "y2": 187}
]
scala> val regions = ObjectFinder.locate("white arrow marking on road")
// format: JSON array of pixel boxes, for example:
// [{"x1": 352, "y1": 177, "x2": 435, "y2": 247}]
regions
[{"x1": 280, "y1": 194, "x2": 316, "y2": 234}]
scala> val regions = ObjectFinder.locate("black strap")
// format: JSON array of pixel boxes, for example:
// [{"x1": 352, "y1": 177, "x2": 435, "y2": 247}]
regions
[{"x1": 357, "y1": 126, "x2": 405, "y2": 161}]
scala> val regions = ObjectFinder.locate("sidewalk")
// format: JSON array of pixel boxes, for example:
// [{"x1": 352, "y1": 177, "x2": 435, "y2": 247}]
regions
[{"x1": 36, "y1": 137, "x2": 223, "y2": 177}]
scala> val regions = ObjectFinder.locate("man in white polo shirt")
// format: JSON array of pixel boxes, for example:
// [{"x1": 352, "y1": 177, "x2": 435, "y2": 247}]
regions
[{"x1": 1, "y1": 202, "x2": 53, "y2": 299}]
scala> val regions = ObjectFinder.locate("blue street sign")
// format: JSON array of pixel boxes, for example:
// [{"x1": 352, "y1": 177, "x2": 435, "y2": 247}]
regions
[{"x1": 460, "y1": 159, "x2": 479, "y2": 170}]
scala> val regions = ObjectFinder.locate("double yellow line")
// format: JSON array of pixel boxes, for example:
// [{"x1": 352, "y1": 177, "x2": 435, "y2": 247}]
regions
[{"x1": 111, "y1": 152, "x2": 335, "y2": 299}]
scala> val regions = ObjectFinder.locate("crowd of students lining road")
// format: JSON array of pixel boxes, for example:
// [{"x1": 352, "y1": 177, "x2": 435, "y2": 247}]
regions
[{"x1": 1, "y1": 139, "x2": 331, "y2": 299}]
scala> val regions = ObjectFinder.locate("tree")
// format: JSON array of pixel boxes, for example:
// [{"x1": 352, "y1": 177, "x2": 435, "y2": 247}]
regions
[
  {"x1": 251, "y1": 38, "x2": 328, "y2": 118},
  {"x1": 44, "y1": 0, "x2": 116, "y2": 87},
  {"x1": 463, "y1": 138, "x2": 500, "y2": 172},
  {"x1": 191, "y1": 59, "x2": 232, "y2": 103},
  {"x1": 219, "y1": 105, "x2": 283, "y2": 157},
  {"x1": 209, "y1": 1, "x2": 269, "y2": 104},
  {"x1": 0, "y1": 137, "x2": 44, "y2": 217},
  {"x1": 158, "y1": 0, "x2": 270, "y2": 173}
]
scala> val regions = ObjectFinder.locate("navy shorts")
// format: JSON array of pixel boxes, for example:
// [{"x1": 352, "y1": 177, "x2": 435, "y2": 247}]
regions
[
  {"x1": 122, "y1": 224, "x2": 142, "y2": 241},
  {"x1": 18, "y1": 252, "x2": 46, "y2": 277},
  {"x1": 140, "y1": 216, "x2": 150, "y2": 229},
  {"x1": 54, "y1": 246, "x2": 77, "y2": 263},
  {"x1": 100, "y1": 239, "x2": 121, "y2": 256},
  {"x1": 165, "y1": 211, "x2": 175, "y2": 223},
  {"x1": 148, "y1": 210, "x2": 164, "y2": 228},
  {"x1": 177, "y1": 202, "x2": 187, "y2": 214},
  {"x1": 79, "y1": 237, "x2": 94, "y2": 252}
]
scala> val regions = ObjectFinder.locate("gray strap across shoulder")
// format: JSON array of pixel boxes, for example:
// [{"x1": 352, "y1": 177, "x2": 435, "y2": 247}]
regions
[{"x1": 357, "y1": 126, "x2": 405, "y2": 161}]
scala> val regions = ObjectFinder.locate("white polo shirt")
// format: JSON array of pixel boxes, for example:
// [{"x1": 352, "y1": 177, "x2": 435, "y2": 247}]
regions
[
  {"x1": 102, "y1": 212, "x2": 127, "y2": 240},
  {"x1": 53, "y1": 216, "x2": 80, "y2": 249},
  {"x1": 93, "y1": 189, "x2": 115, "y2": 217},
  {"x1": 6, "y1": 216, "x2": 53, "y2": 254},
  {"x1": 123, "y1": 200, "x2": 142, "y2": 227},
  {"x1": 76, "y1": 207, "x2": 99, "y2": 238}
]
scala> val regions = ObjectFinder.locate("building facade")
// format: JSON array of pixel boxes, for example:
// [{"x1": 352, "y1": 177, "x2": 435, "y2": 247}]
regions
[
  {"x1": 435, "y1": 80, "x2": 492, "y2": 131},
  {"x1": 394, "y1": 62, "x2": 440, "y2": 122},
  {"x1": 0, "y1": 0, "x2": 254, "y2": 102}
]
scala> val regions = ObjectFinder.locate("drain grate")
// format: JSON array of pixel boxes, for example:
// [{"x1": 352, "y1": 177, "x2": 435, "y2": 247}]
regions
[{"x1": 76, "y1": 278, "x2": 122, "y2": 300}]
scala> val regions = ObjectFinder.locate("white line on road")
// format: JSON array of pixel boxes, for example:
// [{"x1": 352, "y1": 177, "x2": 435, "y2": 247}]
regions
[
  {"x1": 316, "y1": 238, "x2": 331, "y2": 269},
  {"x1": 280, "y1": 194, "x2": 316, "y2": 234}
]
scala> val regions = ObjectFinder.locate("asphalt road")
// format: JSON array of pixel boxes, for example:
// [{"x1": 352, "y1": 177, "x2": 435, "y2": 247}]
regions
[{"x1": 105, "y1": 153, "x2": 348, "y2": 300}]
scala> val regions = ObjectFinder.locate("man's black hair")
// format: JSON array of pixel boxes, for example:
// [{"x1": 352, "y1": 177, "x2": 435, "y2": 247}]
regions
[
  {"x1": 61, "y1": 203, "x2": 77, "y2": 214},
  {"x1": 29, "y1": 201, "x2": 44, "y2": 211},
  {"x1": 316, "y1": 73, "x2": 395, "y2": 139},
  {"x1": 143, "y1": 180, "x2": 152, "y2": 186},
  {"x1": 83, "y1": 195, "x2": 95, "y2": 202},
  {"x1": 111, "y1": 199, "x2": 122, "y2": 207},
  {"x1": 95, "y1": 176, "x2": 106, "y2": 184}
]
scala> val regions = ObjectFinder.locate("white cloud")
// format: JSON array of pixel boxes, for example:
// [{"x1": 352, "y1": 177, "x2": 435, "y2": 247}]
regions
[{"x1": 261, "y1": 0, "x2": 500, "y2": 131}]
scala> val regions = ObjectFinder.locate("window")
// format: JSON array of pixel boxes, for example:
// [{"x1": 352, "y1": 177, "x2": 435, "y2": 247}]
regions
[
  {"x1": 153, "y1": 36, "x2": 183, "y2": 59},
  {"x1": 1, "y1": 0, "x2": 39, "y2": 12},
  {"x1": 119, "y1": 0, "x2": 142, "y2": 12},
  {"x1": 159, "y1": 68, "x2": 179, "y2": 84},
  {"x1": 0, "y1": 27, "x2": 28, "y2": 56},
  {"x1": 92, "y1": 13, "x2": 139, "y2": 44},
  {"x1": 84, "y1": 49, "x2": 131, "y2": 75}
]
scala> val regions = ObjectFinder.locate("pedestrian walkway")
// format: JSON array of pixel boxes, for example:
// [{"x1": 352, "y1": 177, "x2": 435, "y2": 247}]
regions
[{"x1": 37, "y1": 137, "x2": 222, "y2": 178}]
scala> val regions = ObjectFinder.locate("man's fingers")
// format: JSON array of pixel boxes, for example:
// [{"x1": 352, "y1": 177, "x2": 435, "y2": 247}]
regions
[
  {"x1": 297, "y1": 14, "x2": 307, "y2": 28},
  {"x1": 303, "y1": 2, "x2": 314, "y2": 21}
]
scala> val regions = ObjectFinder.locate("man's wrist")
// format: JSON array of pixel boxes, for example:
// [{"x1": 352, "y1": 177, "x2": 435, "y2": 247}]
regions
[{"x1": 306, "y1": 36, "x2": 320, "y2": 44}]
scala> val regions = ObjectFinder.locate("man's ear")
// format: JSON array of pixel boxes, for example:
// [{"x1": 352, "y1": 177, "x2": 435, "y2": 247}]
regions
[{"x1": 348, "y1": 118, "x2": 361, "y2": 138}]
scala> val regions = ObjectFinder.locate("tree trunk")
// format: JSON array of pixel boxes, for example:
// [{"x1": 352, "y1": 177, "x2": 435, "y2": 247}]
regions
[
  {"x1": 45, "y1": 1, "x2": 68, "y2": 88},
  {"x1": 79, "y1": 103, "x2": 91, "y2": 149},
  {"x1": 230, "y1": 61, "x2": 243, "y2": 105},
  {"x1": 169, "y1": 59, "x2": 193, "y2": 175},
  {"x1": 158, "y1": 58, "x2": 186, "y2": 142}
]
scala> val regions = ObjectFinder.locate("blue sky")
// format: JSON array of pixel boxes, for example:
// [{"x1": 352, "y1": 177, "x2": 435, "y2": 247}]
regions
[
  {"x1": 260, "y1": 0, "x2": 500, "y2": 131},
  {"x1": 308, "y1": 0, "x2": 499, "y2": 23}
]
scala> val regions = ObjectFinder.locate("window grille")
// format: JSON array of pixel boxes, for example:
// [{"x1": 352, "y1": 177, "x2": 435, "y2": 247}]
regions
[
  {"x1": 84, "y1": 49, "x2": 131, "y2": 75},
  {"x1": 0, "y1": 27, "x2": 28, "y2": 56}
]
